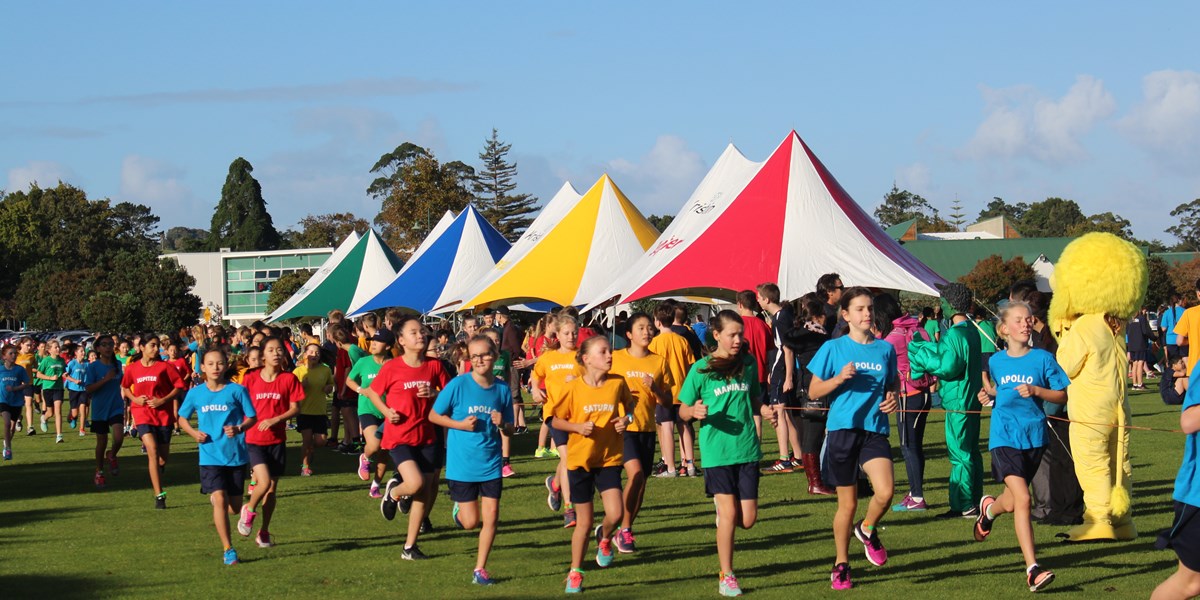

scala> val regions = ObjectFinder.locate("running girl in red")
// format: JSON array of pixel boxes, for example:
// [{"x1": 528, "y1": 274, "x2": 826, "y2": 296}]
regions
[{"x1": 120, "y1": 333, "x2": 185, "y2": 509}]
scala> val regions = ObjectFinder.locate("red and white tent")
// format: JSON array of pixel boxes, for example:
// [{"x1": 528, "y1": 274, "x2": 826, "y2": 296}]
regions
[{"x1": 585, "y1": 131, "x2": 946, "y2": 307}]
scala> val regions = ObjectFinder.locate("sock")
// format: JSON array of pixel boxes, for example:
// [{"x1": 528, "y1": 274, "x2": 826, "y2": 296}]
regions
[
  {"x1": 502, "y1": 456, "x2": 510, "y2": 465},
  {"x1": 570, "y1": 567, "x2": 584, "y2": 574},
  {"x1": 911, "y1": 496, "x2": 923, "y2": 502},
  {"x1": 404, "y1": 545, "x2": 413, "y2": 551},
  {"x1": 861, "y1": 522, "x2": 874, "y2": 532},
  {"x1": 566, "y1": 503, "x2": 574, "y2": 510},
  {"x1": 780, "y1": 455, "x2": 789, "y2": 461},
  {"x1": 224, "y1": 544, "x2": 232, "y2": 551},
  {"x1": 1026, "y1": 564, "x2": 1037, "y2": 574},
  {"x1": 985, "y1": 504, "x2": 994, "y2": 520}
]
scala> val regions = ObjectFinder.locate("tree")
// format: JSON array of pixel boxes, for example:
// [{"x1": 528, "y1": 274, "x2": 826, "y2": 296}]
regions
[
  {"x1": 1169, "y1": 258, "x2": 1200, "y2": 303},
  {"x1": 205, "y1": 157, "x2": 281, "y2": 251},
  {"x1": 81, "y1": 291, "x2": 143, "y2": 333},
  {"x1": 1145, "y1": 256, "x2": 1174, "y2": 311},
  {"x1": 873, "y1": 185, "x2": 954, "y2": 232},
  {"x1": 107, "y1": 201, "x2": 161, "y2": 253},
  {"x1": 1066, "y1": 211, "x2": 1134, "y2": 240},
  {"x1": 948, "y1": 196, "x2": 967, "y2": 231},
  {"x1": 1166, "y1": 199, "x2": 1200, "y2": 252},
  {"x1": 1018, "y1": 197, "x2": 1087, "y2": 238},
  {"x1": 163, "y1": 226, "x2": 209, "y2": 252},
  {"x1": 265, "y1": 270, "x2": 314, "y2": 317},
  {"x1": 370, "y1": 144, "x2": 475, "y2": 257},
  {"x1": 473, "y1": 129, "x2": 540, "y2": 241},
  {"x1": 977, "y1": 197, "x2": 1029, "y2": 224},
  {"x1": 647, "y1": 214, "x2": 674, "y2": 232},
  {"x1": 287, "y1": 212, "x2": 369, "y2": 249},
  {"x1": 959, "y1": 255, "x2": 1037, "y2": 307}
]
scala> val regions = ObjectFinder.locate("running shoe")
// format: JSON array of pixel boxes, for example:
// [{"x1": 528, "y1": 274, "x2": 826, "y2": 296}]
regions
[
  {"x1": 719, "y1": 572, "x2": 743, "y2": 597},
  {"x1": 654, "y1": 469, "x2": 677, "y2": 478},
  {"x1": 140, "y1": 444, "x2": 147, "y2": 455},
  {"x1": 452, "y1": 502, "x2": 463, "y2": 529},
  {"x1": 300, "y1": 465, "x2": 313, "y2": 477},
  {"x1": 107, "y1": 451, "x2": 119, "y2": 475},
  {"x1": 368, "y1": 480, "x2": 382, "y2": 498},
  {"x1": 613, "y1": 528, "x2": 636, "y2": 554},
  {"x1": 501, "y1": 463, "x2": 515, "y2": 478},
  {"x1": 223, "y1": 548, "x2": 239, "y2": 566},
  {"x1": 546, "y1": 475, "x2": 562, "y2": 511},
  {"x1": 831, "y1": 562, "x2": 853, "y2": 590},
  {"x1": 547, "y1": 446, "x2": 559, "y2": 458},
  {"x1": 1027, "y1": 565, "x2": 1055, "y2": 591},
  {"x1": 2, "y1": 448, "x2": 10, "y2": 461},
  {"x1": 974, "y1": 495, "x2": 996, "y2": 542},
  {"x1": 595, "y1": 525, "x2": 614, "y2": 567},
  {"x1": 55, "y1": 435, "x2": 63, "y2": 444},
  {"x1": 401, "y1": 545, "x2": 428, "y2": 560},
  {"x1": 256, "y1": 532, "x2": 275, "y2": 548},
  {"x1": 687, "y1": 462, "x2": 700, "y2": 478},
  {"x1": 420, "y1": 517, "x2": 434, "y2": 534},
  {"x1": 94, "y1": 471, "x2": 105, "y2": 489},
  {"x1": 238, "y1": 505, "x2": 256, "y2": 537},
  {"x1": 399, "y1": 495, "x2": 414, "y2": 515},
  {"x1": 891, "y1": 494, "x2": 928, "y2": 512},
  {"x1": 357, "y1": 454, "x2": 371, "y2": 481},
  {"x1": 534, "y1": 447, "x2": 549, "y2": 458},
  {"x1": 472, "y1": 568, "x2": 495, "y2": 585},
  {"x1": 514, "y1": 426, "x2": 528, "y2": 435},
  {"x1": 564, "y1": 569, "x2": 584, "y2": 594},
  {"x1": 155, "y1": 492, "x2": 167, "y2": 510},
  {"x1": 78, "y1": 430, "x2": 86, "y2": 437},
  {"x1": 381, "y1": 478, "x2": 400, "y2": 521},
  {"x1": 40, "y1": 418, "x2": 47, "y2": 432},
  {"x1": 651, "y1": 459, "x2": 667, "y2": 476},
  {"x1": 336, "y1": 442, "x2": 355, "y2": 454},
  {"x1": 26, "y1": 427, "x2": 35, "y2": 436},
  {"x1": 563, "y1": 507, "x2": 577, "y2": 528},
  {"x1": 961, "y1": 507, "x2": 980, "y2": 518},
  {"x1": 790, "y1": 456, "x2": 804, "y2": 471},
  {"x1": 853, "y1": 520, "x2": 887, "y2": 566},
  {"x1": 69, "y1": 418, "x2": 77, "y2": 429}
]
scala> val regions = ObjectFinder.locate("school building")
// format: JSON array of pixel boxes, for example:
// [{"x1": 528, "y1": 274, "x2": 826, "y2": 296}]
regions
[{"x1": 163, "y1": 247, "x2": 333, "y2": 325}]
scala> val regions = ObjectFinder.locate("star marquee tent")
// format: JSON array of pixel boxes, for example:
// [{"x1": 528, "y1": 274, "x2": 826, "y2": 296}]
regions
[
  {"x1": 349, "y1": 204, "x2": 511, "y2": 316},
  {"x1": 444, "y1": 175, "x2": 659, "y2": 311},
  {"x1": 267, "y1": 229, "x2": 404, "y2": 323},
  {"x1": 584, "y1": 131, "x2": 947, "y2": 308}
]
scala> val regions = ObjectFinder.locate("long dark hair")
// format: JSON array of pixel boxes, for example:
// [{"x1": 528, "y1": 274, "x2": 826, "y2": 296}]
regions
[
  {"x1": 872, "y1": 292, "x2": 902, "y2": 338},
  {"x1": 701, "y1": 310, "x2": 749, "y2": 380}
]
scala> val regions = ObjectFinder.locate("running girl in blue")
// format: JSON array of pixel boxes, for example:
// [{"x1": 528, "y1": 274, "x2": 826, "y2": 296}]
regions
[{"x1": 1, "y1": 345, "x2": 31, "y2": 460}]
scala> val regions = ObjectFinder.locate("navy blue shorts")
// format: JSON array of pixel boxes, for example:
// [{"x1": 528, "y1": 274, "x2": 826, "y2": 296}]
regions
[
  {"x1": 90, "y1": 415, "x2": 124, "y2": 435},
  {"x1": 980, "y1": 352, "x2": 994, "y2": 376},
  {"x1": 1157, "y1": 502, "x2": 1200, "y2": 572},
  {"x1": 448, "y1": 478, "x2": 502, "y2": 502},
  {"x1": 567, "y1": 465, "x2": 622, "y2": 504},
  {"x1": 990, "y1": 446, "x2": 1044, "y2": 483},
  {"x1": 248, "y1": 442, "x2": 286, "y2": 478},
  {"x1": 68, "y1": 390, "x2": 88, "y2": 409},
  {"x1": 389, "y1": 444, "x2": 438, "y2": 474},
  {"x1": 0, "y1": 404, "x2": 20, "y2": 420},
  {"x1": 136, "y1": 424, "x2": 173, "y2": 446},
  {"x1": 823, "y1": 429, "x2": 892, "y2": 488},
  {"x1": 297, "y1": 414, "x2": 328, "y2": 436},
  {"x1": 358, "y1": 413, "x2": 384, "y2": 430},
  {"x1": 548, "y1": 418, "x2": 570, "y2": 447},
  {"x1": 43, "y1": 388, "x2": 64, "y2": 403},
  {"x1": 623, "y1": 431, "x2": 655, "y2": 467},
  {"x1": 200, "y1": 465, "x2": 246, "y2": 496},
  {"x1": 704, "y1": 461, "x2": 760, "y2": 499},
  {"x1": 1129, "y1": 350, "x2": 1148, "y2": 363},
  {"x1": 767, "y1": 380, "x2": 793, "y2": 406},
  {"x1": 654, "y1": 404, "x2": 679, "y2": 424}
]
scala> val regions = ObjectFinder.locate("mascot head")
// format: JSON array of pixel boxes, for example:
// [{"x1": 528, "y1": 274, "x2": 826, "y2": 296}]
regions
[{"x1": 1048, "y1": 232, "x2": 1147, "y2": 337}]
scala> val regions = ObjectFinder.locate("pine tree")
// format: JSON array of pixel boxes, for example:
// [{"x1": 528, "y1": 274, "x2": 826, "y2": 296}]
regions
[
  {"x1": 948, "y1": 195, "x2": 967, "y2": 231},
  {"x1": 474, "y1": 128, "x2": 539, "y2": 241},
  {"x1": 206, "y1": 157, "x2": 281, "y2": 251}
]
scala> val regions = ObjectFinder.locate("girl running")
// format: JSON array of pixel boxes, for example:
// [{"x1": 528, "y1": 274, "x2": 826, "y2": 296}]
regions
[
  {"x1": 429, "y1": 334, "x2": 514, "y2": 586},
  {"x1": 807, "y1": 287, "x2": 900, "y2": 591},
  {"x1": 369, "y1": 315, "x2": 451, "y2": 560},
  {"x1": 679, "y1": 310, "x2": 775, "y2": 598},
  {"x1": 121, "y1": 334, "x2": 185, "y2": 508},
  {"x1": 609, "y1": 312, "x2": 672, "y2": 553},
  {"x1": 16, "y1": 337, "x2": 36, "y2": 435},
  {"x1": 237, "y1": 337, "x2": 304, "y2": 547},
  {"x1": 530, "y1": 314, "x2": 559, "y2": 455},
  {"x1": 36, "y1": 340, "x2": 67, "y2": 442},
  {"x1": 293, "y1": 343, "x2": 333, "y2": 476},
  {"x1": 65, "y1": 345, "x2": 89, "y2": 437},
  {"x1": 1, "y1": 345, "x2": 31, "y2": 460},
  {"x1": 974, "y1": 301, "x2": 1068, "y2": 591},
  {"x1": 347, "y1": 329, "x2": 394, "y2": 497},
  {"x1": 551, "y1": 335, "x2": 632, "y2": 593},
  {"x1": 533, "y1": 314, "x2": 584, "y2": 528},
  {"x1": 86, "y1": 336, "x2": 125, "y2": 489}
]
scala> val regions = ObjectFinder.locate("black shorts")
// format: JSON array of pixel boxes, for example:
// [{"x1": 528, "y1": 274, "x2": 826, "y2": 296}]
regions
[
  {"x1": 90, "y1": 415, "x2": 124, "y2": 435},
  {"x1": 68, "y1": 390, "x2": 88, "y2": 409},
  {"x1": 990, "y1": 446, "x2": 1045, "y2": 483},
  {"x1": 297, "y1": 414, "x2": 328, "y2": 436},
  {"x1": 654, "y1": 404, "x2": 679, "y2": 425},
  {"x1": 248, "y1": 443, "x2": 287, "y2": 478},
  {"x1": 823, "y1": 429, "x2": 892, "y2": 488},
  {"x1": 1129, "y1": 350, "x2": 1148, "y2": 363},
  {"x1": 42, "y1": 388, "x2": 64, "y2": 403},
  {"x1": 1157, "y1": 502, "x2": 1200, "y2": 572},
  {"x1": 448, "y1": 478, "x2": 503, "y2": 502},
  {"x1": 567, "y1": 465, "x2": 622, "y2": 504},
  {"x1": 358, "y1": 413, "x2": 384, "y2": 430},
  {"x1": 136, "y1": 424, "x2": 173, "y2": 446},
  {"x1": 980, "y1": 352, "x2": 994, "y2": 376},
  {"x1": 332, "y1": 396, "x2": 355, "y2": 410},
  {"x1": 200, "y1": 465, "x2": 246, "y2": 496},
  {"x1": 704, "y1": 461, "x2": 760, "y2": 499},
  {"x1": 389, "y1": 444, "x2": 438, "y2": 474},
  {"x1": 0, "y1": 404, "x2": 20, "y2": 420},
  {"x1": 767, "y1": 380, "x2": 793, "y2": 406},
  {"x1": 548, "y1": 418, "x2": 570, "y2": 447},
  {"x1": 623, "y1": 431, "x2": 656, "y2": 467}
]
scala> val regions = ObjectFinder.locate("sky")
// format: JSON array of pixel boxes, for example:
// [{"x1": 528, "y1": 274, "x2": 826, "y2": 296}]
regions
[{"x1": 3, "y1": 3, "x2": 1198, "y2": 244}]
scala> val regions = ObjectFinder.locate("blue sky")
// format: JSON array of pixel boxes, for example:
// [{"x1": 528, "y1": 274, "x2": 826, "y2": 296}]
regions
[{"x1": 3, "y1": 2, "x2": 1198, "y2": 243}]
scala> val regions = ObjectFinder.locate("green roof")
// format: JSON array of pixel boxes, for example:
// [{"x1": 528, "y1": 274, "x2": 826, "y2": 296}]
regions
[
  {"x1": 899, "y1": 237, "x2": 1077, "y2": 283},
  {"x1": 884, "y1": 218, "x2": 918, "y2": 241},
  {"x1": 1151, "y1": 251, "x2": 1200, "y2": 267}
]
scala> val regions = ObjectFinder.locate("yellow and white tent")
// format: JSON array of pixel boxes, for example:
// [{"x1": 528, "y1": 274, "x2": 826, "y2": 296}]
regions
[{"x1": 446, "y1": 175, "x2": 660, "y2": 310}]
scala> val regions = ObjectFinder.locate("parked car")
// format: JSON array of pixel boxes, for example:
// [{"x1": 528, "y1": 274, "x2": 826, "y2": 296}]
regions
[{"x1": 1148, "y1": 311, "x2": 1159, "y2": 334}]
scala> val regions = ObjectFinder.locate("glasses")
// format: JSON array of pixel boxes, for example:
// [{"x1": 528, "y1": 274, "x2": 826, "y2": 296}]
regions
[{"x1": 469, "y1": 353, "x2": 495, "y2": 361}]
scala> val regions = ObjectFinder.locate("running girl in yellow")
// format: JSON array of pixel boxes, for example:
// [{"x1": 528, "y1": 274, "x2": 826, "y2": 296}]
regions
[{"x1": 532, "y1": 314, "x2": 583, "y2": 528}]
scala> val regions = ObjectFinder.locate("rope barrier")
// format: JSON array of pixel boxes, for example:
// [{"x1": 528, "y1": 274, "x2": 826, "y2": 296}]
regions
[{"x1": 777, "y1": 404, "x2": 1185, "y2": 434}]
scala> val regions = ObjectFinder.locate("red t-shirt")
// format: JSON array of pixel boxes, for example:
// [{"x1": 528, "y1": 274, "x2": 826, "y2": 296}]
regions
[
  {"x1": 121, "y1": 360, "x2": 185, "y2": 426},
  {"x1": 741, "y1": 315, "x2": 774, "y2": 384},
  {"x1": 369, "y1": 358, "x2": 450, "y2": 449},
  {"x1": 242, "y1": 369, "x2": 305, "y2": 446},
  {"x1": 168, "y1": 358, "x2": 192, "y2": 389}
]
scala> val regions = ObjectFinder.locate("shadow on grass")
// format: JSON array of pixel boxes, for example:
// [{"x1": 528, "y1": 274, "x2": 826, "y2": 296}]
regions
[{"x1": 4, "y1": 574, "x2": 127, "y2": 600}]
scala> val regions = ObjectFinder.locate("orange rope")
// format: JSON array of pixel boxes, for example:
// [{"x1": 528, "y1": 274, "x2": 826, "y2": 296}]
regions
[{"x1": 779, "y1": 405, "x2": 1184, "y2": 433}]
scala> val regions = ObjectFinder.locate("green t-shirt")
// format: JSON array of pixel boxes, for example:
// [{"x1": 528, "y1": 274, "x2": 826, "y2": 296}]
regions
[
  {"x1": 38, "y1": 356, "x2": 65, "y2": 390},
  {"x1": 677, "y1": 355, "x2": 762, "y2": 468},
  {"x1": 349, "y1": 355, "x2": 386, "y2": 418},
  {"x1": 923, "y1": 320, "x2": 940, "y2": 342},
  {"x1": 976, "y1": 319, "x2": 998, "y2": 353},
  {"x1": 491, "y1": 350, "x2": 511, "y2": 379},
  {"x1": 347, "y1": 344, "x2": 368, "y2": 365}
]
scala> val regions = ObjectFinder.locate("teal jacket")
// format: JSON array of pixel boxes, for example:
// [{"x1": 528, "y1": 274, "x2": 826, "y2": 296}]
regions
[{"x1": 908, "y1": 320, "x2": 982, "y2": 412}]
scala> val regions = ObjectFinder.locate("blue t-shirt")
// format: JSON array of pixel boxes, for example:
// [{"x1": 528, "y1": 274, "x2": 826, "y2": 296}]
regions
[
  {"x1": 1162, "y1": 306, "x2": 1184, "y2": 347},
  {"x1": 807, "y1": 335, "x2": 897, "y2": 435},
  {"x1": 178, "y1": 383, "x2": 256, "y2": 467},
  {"x1": 0, "y1": 364, "x2": 29, "y2": 407},
  {"x1": 431, "y1": 374, "x2": 513, "y2": 483},
  {"x1": 986, "y1": 349, "x2": 1071, "y2": 450},
  {"x1": 85, "y1": 360, "x2": 124, "y2": 421},
  {"x1": 1175, "y1": 369, "x2": 1200, "y2": 507},
  {"x1": 65, "y1": 359, "x2": 88, "y2": 392}
]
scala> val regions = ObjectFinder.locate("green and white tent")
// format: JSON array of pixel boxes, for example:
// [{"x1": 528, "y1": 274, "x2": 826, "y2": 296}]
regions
[{"x1": 266, "y1": 229, "x2": 403, "y2": 322}]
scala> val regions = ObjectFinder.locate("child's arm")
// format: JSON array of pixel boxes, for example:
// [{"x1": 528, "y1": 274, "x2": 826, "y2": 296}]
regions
[
  {"x1": 551, "y1": 417, "x2": 593, "y2": 436},
  {"x1": 176, "y1": 414, "x2": 209, "y2": 444},
  {"x1": 1017, "y1": 384, "x2": 1067, "y2": 404},
  {"x1": 225, "y1": 416, "x2": 257, "y2": 438},
  {"x1": 1183, "y1": 405, "x2": 1200, "y2": 435},
  {"x1": 807, "y1": 362, "x2": 855, "y2": 399},
  {"x1": 428, "y1": 408, "x2": 477, "y2": 432}
]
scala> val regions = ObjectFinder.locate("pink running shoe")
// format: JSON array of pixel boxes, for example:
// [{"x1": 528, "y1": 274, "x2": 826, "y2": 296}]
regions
[
  {"x1": 238, "y1": 505, "x2": 256, "y2": 537},
  {"x1": 501, "y1": 464, "x2": 515, "y2": 478},
  {"x1": 854, "y1": 521, "x2": 888, "y2": 566},
  {"x1": 831, "y1": 563, "x2": 852, "y2": 590},
  {"x1": 357, "y1": 453, "x2": 370, "y2": 481},
  {"x1": 369, "y1": 481, "x2": 383, "y2": 498}
]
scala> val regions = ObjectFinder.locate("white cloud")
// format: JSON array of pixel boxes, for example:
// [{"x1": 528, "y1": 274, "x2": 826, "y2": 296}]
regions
[
  {"x1": 119, "y1": 156, "x2": 201, "y2": 225},
  {"x1": 894, "y1": 162, "x2": 932, "y2": 195},
  {"x1": 7, "y1": 160, "x2": 78, "y2": 191},
  {"x1": 1118, "y1": 69, "x2": 1200, "y2": 172},
  {"x1": 606, "y1": 135, "x2": 707, "y2": 216},
  {"x1": 962, "y1": 75, "x2": 1115, "y2": 164}
]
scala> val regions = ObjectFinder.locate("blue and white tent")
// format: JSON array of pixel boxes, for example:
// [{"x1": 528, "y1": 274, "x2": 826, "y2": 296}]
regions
[{"x1": 348, "y1": 204, "x2": 511, "y2": 316}]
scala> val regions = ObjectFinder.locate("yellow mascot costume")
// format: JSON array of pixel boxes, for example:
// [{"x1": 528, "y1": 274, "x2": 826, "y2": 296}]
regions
[{"x1": 1049, "y1": 232, "x2": 1146, "y2": 542}]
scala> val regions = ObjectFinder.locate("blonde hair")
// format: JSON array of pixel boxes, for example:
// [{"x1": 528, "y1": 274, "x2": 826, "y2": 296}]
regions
[
  {"x1": 997, "y1": 301, "x2": 1032, "y2": 342},
  {"x1": 554, "y1": 314, "x2": 579, "y2": 331}
]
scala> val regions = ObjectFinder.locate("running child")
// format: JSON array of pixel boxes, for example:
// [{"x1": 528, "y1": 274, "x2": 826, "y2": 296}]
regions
[
  {"x1": 348, "y1": 329, "x2": 394, "y2": 497},
  {"x1": 121, "y1": 334, "x2": 185, "y2": 508},
  {"x1": 237, "y1": 337, "x2": 303, "y2": 548},
  {"x1": 531, "y1": 314, "x2": 560, "y2": 457},
  {"x1": 429, "y1": 334, "x2": 514, "y2": 585},
  {"x1": 609, "y1": 312, "x2": 672, "y2": 553},
  {"x1": 36, "y1": 340, "x2": 67, "y2": 442},
  {"x1": 532, "y1": 314, "x2": 585, "y2": 527},
  {"x1": 1, "y1": 345, "x2": 31, "y2": 460},
  {"x1": 370, "y1": 315, "x2": 451, "y2": 560},
  {"x1": 16, "y1": 337, "x2": 36, "y2": 435},
  {"x1": 551, "y1": 335, "x2": 632, "y2": 593},
  {"x1": 807, "y1": 287, "x2": 900, "y2": 591},
  {"x1": 292, "y1": 343, "x2": 333, "y2": 476},
  {"x1": 679, "y1": 310, "x2": 775, "y2": 597},
  {"x1": 177, "y1": 349, "x2": 257, "y2": 566},
  {"x1": 1153, "y1": 351, "x2": 1200, "y2": 599},
  {"x1": 65, "y1": 345, "x2": 89, "y2": 437},
  {"x1": 484, "y1": 328, "x2": 516, "y2": 478},
  {"x1": 86, "y1": 336, "x2": 125, "y2": 489},
  {"x1": 650, "y1": 303, "x2": 696, "y2": 478},
  {"x1": 974, "y1": 301, "x2": 1068, "y2": 592}
]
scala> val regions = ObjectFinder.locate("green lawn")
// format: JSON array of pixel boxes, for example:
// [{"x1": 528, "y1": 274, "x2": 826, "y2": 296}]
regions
[{"x1": 0, "y1": 385, "x2": 1187, "y2": 599}]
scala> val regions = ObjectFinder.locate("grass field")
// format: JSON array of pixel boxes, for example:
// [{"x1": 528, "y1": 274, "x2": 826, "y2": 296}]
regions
[{"x1": 0, "y1": 384, "x2": 1187, "y2": 599}]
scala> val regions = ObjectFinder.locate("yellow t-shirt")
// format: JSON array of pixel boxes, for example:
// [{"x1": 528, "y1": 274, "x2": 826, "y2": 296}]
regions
[
  {"x1": 609, "y1": 349, "x2": 672, "y2": 433},
  {"x1": 16, "y1": 353, "x2": 36, "y2": 389},
  {"x1": 648, "y1": 331, "x2": 694, "y2": 404},
  {"x1": 292, "y1": 363, "x2": 333, "y2": 416},
  {"x1": 550, "y1": 375, "x2": 631, "y2": 470},
  {"x1": 1175, "y1": 305, "x2": 1200, "y2": 375},
  {"x1": 534, "y1": 349, "x2": 583, "y2": 419}
]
